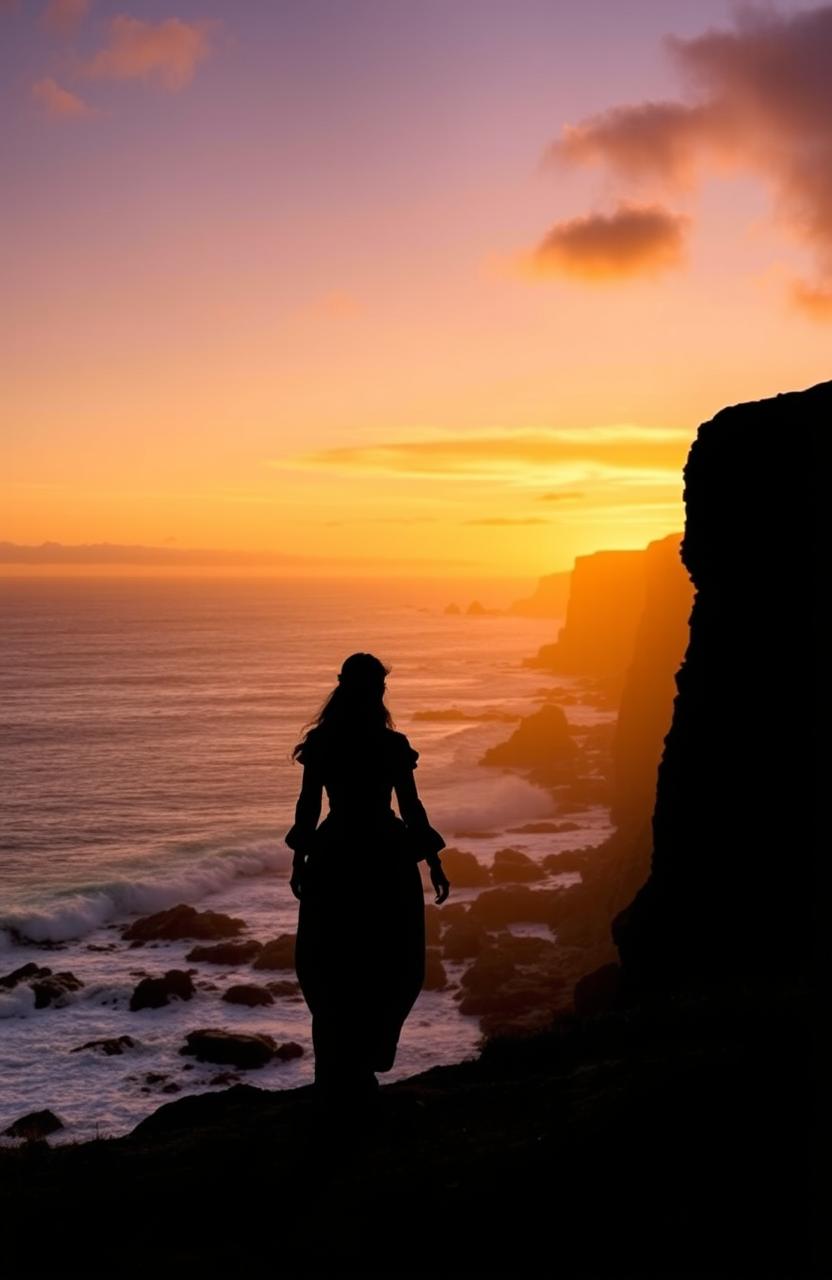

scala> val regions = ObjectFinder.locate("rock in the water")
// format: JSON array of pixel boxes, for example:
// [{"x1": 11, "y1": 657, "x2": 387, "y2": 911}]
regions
[
  {"x1": 129, "y1": 969, "x2": 195, "y2": 1012},
  {"x1": 122, "y1": 904, "x2": 247, "y2": 943},
  {"x1": 468, "y1": 885, "x2": 567, "y2": 928},
  {"x1": 31, "y1": 971, "x2": 84, "y2": 1009},
  {"x1": 186, "y1": 939, "x2": 263, "y2": 965},
  {"x1": 479, "y1": 704, "x2": 577, "y2": 786},
  {"x1": 0, "y1": 962, "x2": 44, "y2": 989},
  {"x1": 180, "y1": 1028, "x2": 278, "y2": 1068},
  {"x1": 265, "y1": 980, "x2": 301, "y2": 997},
  {"x1": 423, "y1": 904, "x2": 443, "y2": 944},
  {"x1": 251, "y1": 934, "x2": 296, "y2": 970},
  {"x1": 459, "y1": 949, "x2": 517, "y2": 995},
  {"x1": 71, "y1": 1035, "x2": 138, "y2": 1056},
  {"x1": 434, "y1": 848, "x2": 490, "y2": 887},
  {"x1": 4, "y1": 1109, "x2": 64, "y2": 1140},
  {"x1": 275, "y1": 1041, "x2": 304, "y2": 1061},
  {"x1": 222, "y1": 983, "x2": 274, "y2": 1007},
  {"x1": 423, "y1": 947, "x2": 448, "y2": 990},
  {"x1": 442, "y1": 919, "x2": 488, "y2": 961},
  {"x1": 490, "y1": 848, "x2": 546, "y2": 884}
]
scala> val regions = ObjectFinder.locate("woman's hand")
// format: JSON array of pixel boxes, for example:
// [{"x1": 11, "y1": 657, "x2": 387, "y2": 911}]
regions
[
  {"x1": 290, "y1": 855, "x2": 306, "y2": 900},
  {"x1": 429, "y1": 862, "x2": 450, "y2": 904}
]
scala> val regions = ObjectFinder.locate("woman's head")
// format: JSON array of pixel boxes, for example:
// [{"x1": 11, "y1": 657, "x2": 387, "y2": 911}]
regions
[{"x1": 293, "y1": 652, "x2": 393, "y2": 757}]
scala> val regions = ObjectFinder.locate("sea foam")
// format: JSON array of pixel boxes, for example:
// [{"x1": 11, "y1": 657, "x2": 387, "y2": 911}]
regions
[{"x1": 0, "y1": 845, "x2": 289, "y2": 945}]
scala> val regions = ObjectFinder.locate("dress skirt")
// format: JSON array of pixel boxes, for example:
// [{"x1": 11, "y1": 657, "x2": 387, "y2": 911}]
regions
[{"x1": 294, "y1": 817, "x2": 426, "y2": 1091}]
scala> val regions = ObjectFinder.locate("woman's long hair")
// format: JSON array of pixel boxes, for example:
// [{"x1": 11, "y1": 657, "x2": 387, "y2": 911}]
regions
[{"x1": 292, "y1": 652, "x2": 393, "y2": 759}]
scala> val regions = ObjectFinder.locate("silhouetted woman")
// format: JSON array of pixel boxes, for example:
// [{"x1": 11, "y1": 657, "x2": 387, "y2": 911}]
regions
[{"x1": 285, "y1": 652, "x2": 450, "y2": 1099}]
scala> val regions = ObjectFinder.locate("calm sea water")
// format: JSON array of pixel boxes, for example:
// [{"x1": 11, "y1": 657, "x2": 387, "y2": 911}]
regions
[{"x1": 0, "y1": 576, "x2": 614, "y2": 1140}]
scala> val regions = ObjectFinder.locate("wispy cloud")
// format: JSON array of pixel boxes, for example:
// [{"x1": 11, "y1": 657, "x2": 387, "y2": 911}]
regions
[
  {"x1": 537, "y1": 4, "x2": 832, "y2": 313},
  {"x1": 83, "y1": 15, "x2": 212, "y2": 90},
  {"x1": 274, "y1": 425, "x2": 690, "y2": 487},
  {"x1": 532, "y1": 203, "x2": 688, "y2": 280},
  {"x1": 32, "y1": 75, "x2": 92, "y2": 118},
  {"x1": 463, "y1": 517, "x2": 550, "y2": 526}
]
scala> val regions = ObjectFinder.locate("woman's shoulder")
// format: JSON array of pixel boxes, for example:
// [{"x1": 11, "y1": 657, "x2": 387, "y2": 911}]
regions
[
  {"x1": 296, "y1": 726, "x2": 324, "y2": 766},
  {"x1": 386, "y1": 728, "x2": 419, "y2": 769}
]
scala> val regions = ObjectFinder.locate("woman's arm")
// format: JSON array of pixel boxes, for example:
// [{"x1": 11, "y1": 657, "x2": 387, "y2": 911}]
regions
[
  {"x1": 284, "y1": 763, "x2": 323, "y2": 854},
  {"x1": 395, "y1": 768, "x2": 450, "y2": 902}
]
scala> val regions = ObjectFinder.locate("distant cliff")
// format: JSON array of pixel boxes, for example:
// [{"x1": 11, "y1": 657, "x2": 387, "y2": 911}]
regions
[
  {"x1": 507, "y1": 570, "x2": 571, "y2": 619},
  {"x1": 524, "y1": 549, "x2": 651, "y2": 690},
  {"x1": 615, "y1": 381, "x2": 824, "y2": 991}
]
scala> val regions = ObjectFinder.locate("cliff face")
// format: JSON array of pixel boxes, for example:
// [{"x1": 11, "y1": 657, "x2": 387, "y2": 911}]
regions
[
  {"x1": 615, "y1": 381, "x2": 824, "y2": 990},
  {"x1": 553, "y1": 535, "x2": 692, "y2": 973},
  {"x1": 610, "y1": 534, "x2": 693, "y2": 832},
  {"x1": 525, "y1": 549, "x2": 647, "y2": 685}
]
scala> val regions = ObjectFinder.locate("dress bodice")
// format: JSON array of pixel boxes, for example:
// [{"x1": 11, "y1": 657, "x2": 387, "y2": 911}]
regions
[{"x1": 284, "y1": 726, "x2": 444, "y2": 858}]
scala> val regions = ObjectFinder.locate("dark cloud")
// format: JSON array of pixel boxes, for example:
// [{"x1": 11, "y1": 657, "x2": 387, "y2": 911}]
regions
[
  {"x1": 533, "y1": 203, "x2": 688, "y2": 279},
  {"x1": 541, "y1": 4, "x2": 832, "y2": 312}
]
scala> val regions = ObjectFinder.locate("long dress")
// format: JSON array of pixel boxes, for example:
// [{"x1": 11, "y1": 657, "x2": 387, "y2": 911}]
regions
[{"x1": 284, "y1": 725, "x2": 445, "y2": 1093}]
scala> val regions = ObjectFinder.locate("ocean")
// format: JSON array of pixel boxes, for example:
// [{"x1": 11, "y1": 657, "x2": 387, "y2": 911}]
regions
[{"x1": 0, "y1": 576, "x2": 614, "y2": 1141}]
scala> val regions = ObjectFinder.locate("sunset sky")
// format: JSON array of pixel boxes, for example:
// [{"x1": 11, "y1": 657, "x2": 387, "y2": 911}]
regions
[{"x1": 2, "y1": 0, "x2": 830, "y2": 576}]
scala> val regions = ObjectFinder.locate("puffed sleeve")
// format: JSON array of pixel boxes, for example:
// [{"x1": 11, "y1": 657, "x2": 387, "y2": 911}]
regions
[
  {"x1": 285, "y1": 731, "x2": 323, "y2": 855},
  {"x1": 399, "y1": 734, "x2": 419, "y2": 770},
  {"x1": 295, "y1": 731, "x2": 320, "y2": 768}
]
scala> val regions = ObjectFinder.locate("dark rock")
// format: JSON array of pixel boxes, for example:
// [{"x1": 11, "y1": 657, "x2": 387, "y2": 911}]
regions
[
  {"x1": 264, "y1": 980, "x2": 301, "y2": 997},
  {"x1": 480, "y1": 704, "x2": 578, "y2": 786},
  {"x1": 423, "y1": 948, "x2": 448, "y2": 990},
  {"x1": 274, "y1": 1041, "x2": 304, "y2": 1061},
  {"x1": 573, "y1": 964, "x2": 621, "y2": 1016},
  {"x1": 541, "y1": 848, "x2": 592, "y2": 874},
  {"x1": 180, "y1": 1028, "x2": 278, "y2": 1069},
  {"x1": 222, "y1": 984, "x2": 274, "y2": 1007},
  {"x1": 424, "y1": 904, "x2": 443, "y2": 944},
  {"x1": 442, "y1": 919, "x2": 488, "y2": 961},
  {"x1": 459, "y1": 949, "x2": 517, "y2": 994},
  {"x1": 251, "y1": 934, "x2": 296, "y2": 970},
  {"x1": 129, "y1": 969, "x2": 195, "y2": 1011},
  {"x1": 434, "y1": 848, "x2": 489, "y2": 887},
  {"x1": 468, "y1": 885, "x2": 567, "y2": 928},
  {"x1": 186, "y1": 940, "x2": 263, "y2": 965},
  {"x1": 4, "y1": 1109, "x2": 64, "y2": 1140},
  {"x1": 490, "y1": 848, "x2": 546, "y2": 884},
  {"x1": 31, "y1": 971, "x2": 84, "y2": 1008},
  {"x1": 0, "y1": 962, "x2": 44, "y2": 989},
  {"x1": 71, "y1": 1035, "x2": 137, "y2": 1056},
  {"x1": 122, "y1": 904, "x2": 247, "y2": 943}
]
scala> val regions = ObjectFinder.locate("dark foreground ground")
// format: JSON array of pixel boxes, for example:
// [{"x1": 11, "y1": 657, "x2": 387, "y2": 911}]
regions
[{"x1": 0, "y1": 983, "x2": 812, "y2": 1277}]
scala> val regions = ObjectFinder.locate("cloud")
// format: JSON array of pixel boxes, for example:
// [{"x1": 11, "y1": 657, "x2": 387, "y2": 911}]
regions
[
  {"x1": 0, "y1": 541, "x2": 472, "y2": 570},
  {"x1": 32, "y1": 76, "x2": 92, "y2": 118},
  {"x1": 42, "y1": 0, "x2": 90, "y2": 34},
  {"x1": 83, "y1": 15, "x2": 212, "y2": 90},
  {"x1": 542, "y1": 5, "x2": 832, "y2": 314},
  {"x1": 276, "y1": 425, "x2": 691, "y2": 486},
  {"x1": 532, "y1": 202, "x2": 688, "y2": 279},
  {"x1": 538, "y1": 491, "x2": 584, "y2": 502},
  {"x1": 463, "y1": 517, "x2": 550, "y2": 526}
]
